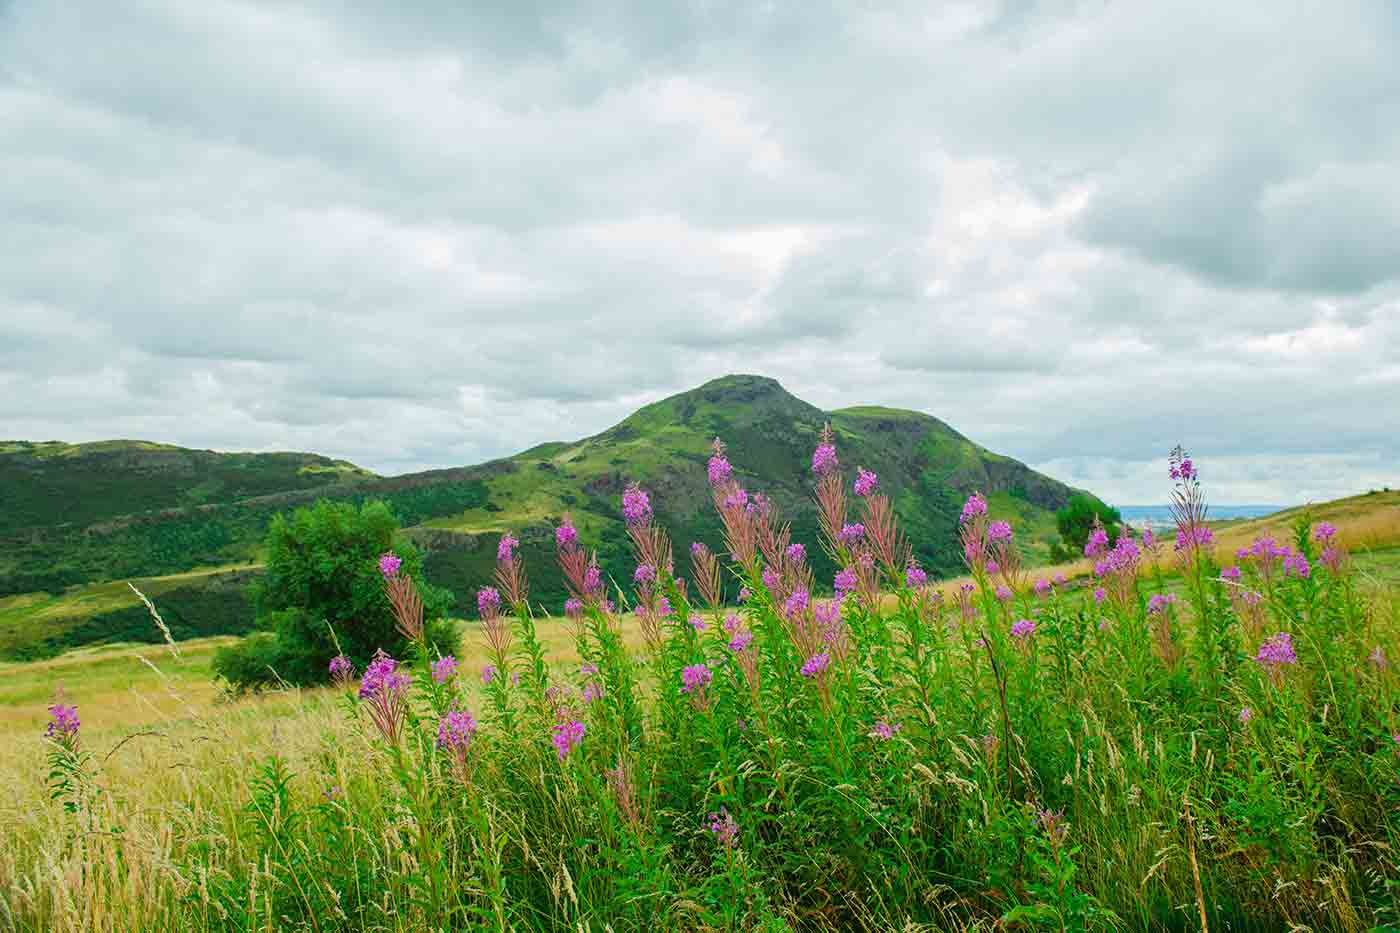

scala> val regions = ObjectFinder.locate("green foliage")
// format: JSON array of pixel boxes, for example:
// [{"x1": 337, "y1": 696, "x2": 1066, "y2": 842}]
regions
[
  {"x1": 213, "y1": 500, "x2": 455, "y2": 690},
  {"x1": 1055, "y1": 492, "x2": 1122, "y2": 552}
]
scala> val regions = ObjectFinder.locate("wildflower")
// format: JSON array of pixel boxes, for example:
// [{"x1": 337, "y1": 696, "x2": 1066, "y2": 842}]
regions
[
  {"x1": 681, "y1": 663, "x2": 713, "y2": 694},
  {"x1": 582, "y1": 681, "x2": 603, "y2": 703},
  {"x1": 1084, "y1": 526, "x2": 1110, "y2": 559},
  {"x1": 655, "y1": 597, "x2": 672, "y2": 617},
  {"x1": 853, "y1": 468, "x2": 878, "y2": 497},
  {"x1": 45, "y1": 703, "x2": 80, "y2": 742},
  {"x1": 480, "y1": 664, "x2": 496, "y2": 685},
  {"x1": 1220, "y1": 566, "x2": 1241, "y2": 581},
  {"x1": 707, "y1": 454, "x2": 733, "y2": 488},
  {"x1": 738, "y1": 586, "x2": 751, "y2": 603},
  {"x1": 564, "y1": 597, "x2": 583, "y2": 619},
  {"x1": 1142, "y1": 528, "x2": 1156, "y2": 550},
  {"x1": 783, "y1": 587, "x2": 810, "y2": 618},
  {"x1": 1174, "y1": 525, "x2": 1214, "y2": 552},
  {"x1": 1010, "y1": 619, "x2": 1036, "y2": 640},
  {"x1": 838, "y1": 523, "x2": 865, "y2": 545},
  {"x1": 633, "y1": 562, "x2": 656, "y2": 584},
  {"x1": 555, "y1": 520, "x2": 579, "y2": 550},
  {"x1": 723, "y1": 488, "x2": 749, "y2": 511},
  {"x1": 1255, "y1": 632, "x2": 1298, "y2": 669},
  {"x1": 1147, "y1": 593, "x2": 1177, "y2": 615},
  {"x1": 800, "y1": 652, "x2": 831, "y2": 679},
  {"x1": 811, "y1": 443, "x2": 838, "y2": 475},
  {"x1": 1033, "y1": 578, "x2": 1051, "y2": 598},
  {"x1": 814, "y1": 599, "x2": 840, "y2": 627},
  {"x1": 1169, "y1": 454, "x2": 1197, "y2": 482},
  {"x1": 477, "y1": 586, "x2": 502, "y2": 619},
  {"x1": 329, "y1": 654, "x2": 355, "y2": 687},
  {"x1": 986, "y1": 559, "x2": 1000, "y2": 575},
  {"x1": 552, "y1": 719, "x2": 587, "y2": 760},
  {"x1": 869, "y1": 720, "x2": 900, "y2": 740},
  {"x1": 988, "y1": 521, "x2": 1013, "y2": 543},
  {"x1": 762, "y1": 566, "x2": 780, "y2": 591},
  {"x1": 1283, "y1": 552, "x2": 1311, "y2": 579},
  {"x1": 1093, "y1": 586, "x2": 1107, "y2": 604},
  {"x1": 358, "y1": 651, "x2": 408, "y2": 700},
  {"x1": 785, "y1": 543, "x2": 806, "y2": 565},
  {"x1": 511, "y1": 671, "x2": 520, "y2": 687},
  {"x1": 707, "y1": 807, "x2": 739, "y2": 847},
  {"x1": 959, "y1": 493, "x2": 988, "y2": 524},
  {"x1": 1312, "y1": 521, "x2": 1337, "y2": 543},
  {"x1": 621, "y1": 482, "x2": 652, "y2": 527},
  {"x1": 728, "y1": 628, "x2": 754, "y2": 653},
  {"x1": 437, "y1": 709, "x2": 478, "y2": 753},
  {"x1": 1320, "y1": 546, "x2": 1344, "y2": 572},
  {"x1": 1038, "y1": 809, "x2": 1068, "y2": 845},
  {"x1": 359, "y1": 651, "x2": 410, "y2": 743},
  {"x1": 833, "y1": 567, "x2": 858, "y2": 596},
  {"x1": 1368, "y1": 646, "x2": 1389, "y2": 670},
  {"x1": 1053, "y1": 573, "x2": 1067, "y2": 586},
  {"x1": 995, "y1": 585, "x2": 1012, "y2": 602},
  {"x1": 687, "y1": 613, "x2": 705, "y2": 633},
  {"x1": 906, "y1": 562, "x2": 928, "y2": 588},
  {"x1": 1238, "y1": 706, "x2": 1252, "y2": 724},
  {"x1": 431, "y1": 655, "x2": 458, "y2": 684},
  {"x1": 377, "y1": 552, "x2": 402, "y2": 580},
  {"x1": 497, "y1": 534, "x2": 518, "y2": 562}
]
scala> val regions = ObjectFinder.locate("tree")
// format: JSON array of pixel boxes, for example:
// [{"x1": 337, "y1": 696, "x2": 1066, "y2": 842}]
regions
[
  {"x1": 1055, "y1": 494, "x2": 1123, "y2": 555},
  {"x1": 213, "y1": 499, "x2": 455, "y2": 690}
]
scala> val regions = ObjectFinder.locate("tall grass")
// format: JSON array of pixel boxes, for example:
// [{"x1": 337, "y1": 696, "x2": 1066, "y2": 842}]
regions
[{"x1": 5, "y1": 435, "x2": 1399, "y2": 932}]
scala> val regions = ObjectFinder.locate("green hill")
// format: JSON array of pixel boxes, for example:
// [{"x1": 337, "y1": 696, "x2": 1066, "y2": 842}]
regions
[{"x1": 0, "y1": 375, "x2": 1097, "y2": 658}]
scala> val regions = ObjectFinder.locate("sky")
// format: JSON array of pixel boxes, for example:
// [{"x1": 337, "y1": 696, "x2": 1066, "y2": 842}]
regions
[{"x1": 3, "y1": 1, "x2": 1398, "y2": 506}]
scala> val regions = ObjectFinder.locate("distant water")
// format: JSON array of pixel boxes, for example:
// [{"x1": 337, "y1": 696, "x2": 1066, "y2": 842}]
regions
[{"x1": 1117, "y1": 504, "x2": 1286, "y2": 530}]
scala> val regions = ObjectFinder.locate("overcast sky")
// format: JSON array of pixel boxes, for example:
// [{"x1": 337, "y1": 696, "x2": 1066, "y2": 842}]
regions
[{"x1": 3, "y1": 1, "x2": 1398, "y2": 505}]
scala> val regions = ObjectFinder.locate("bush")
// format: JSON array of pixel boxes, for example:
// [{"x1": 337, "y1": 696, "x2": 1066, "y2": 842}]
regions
[
  {"x1": 213, "y1": 499, "x2": 455, "y2": 690},
  {"x1": 1054, "y1": 493, "x2": 1122, "y2": 554}
]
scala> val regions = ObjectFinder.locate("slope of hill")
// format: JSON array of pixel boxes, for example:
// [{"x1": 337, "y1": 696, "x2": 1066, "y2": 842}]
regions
[{"x1": 0, "y1": 375, "x2": 1096, "y2": 657}]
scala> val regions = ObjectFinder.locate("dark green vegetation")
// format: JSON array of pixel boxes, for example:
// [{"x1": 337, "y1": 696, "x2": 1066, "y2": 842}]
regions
[
  {"x1": 212, "y1": 500, "x2": 455, "y2": 691},
  {"x1": 1, "y1": 376, "x2": 1095, "y2": 657},
  {"x1": 1051, "y1": 493, "x2": 1123, "y2": 562}
]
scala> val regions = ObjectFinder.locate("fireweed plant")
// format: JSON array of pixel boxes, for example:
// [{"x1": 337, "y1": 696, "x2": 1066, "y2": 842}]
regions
[{"x1": 28, "y1": 430, "x2": 1400, "y2": 932}]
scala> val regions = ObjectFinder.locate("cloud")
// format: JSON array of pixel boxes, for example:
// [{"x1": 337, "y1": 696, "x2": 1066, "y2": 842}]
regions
[{"x1": 1, "y1": 0, "x2": 1398, "y2": 504}]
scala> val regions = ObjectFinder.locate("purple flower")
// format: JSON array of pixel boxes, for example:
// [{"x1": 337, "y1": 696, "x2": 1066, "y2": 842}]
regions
[
  {"x1": 707, "y1": 807, "x2": 738, "y2": 847},
  {"x1": 690, "y1": 541, "x2": 707, "y2": 558},
  {"x1": 853, "y1": 469, "x2": 879, "y2": 497},
  {"x1": 723, "y1": 488, "x2": 749, "y2": 511},
  {"x1": 1283, "y1": 552, "x2": 1311, "y2": 579},
  {"x1": 868, "y1": 720, "x2": 899, "y2": 740},
  {"x1": 1010, "y1": 619, "x2": 1036, "y2": 640},
  {"x1": 800, "y1": 652, "x2": 831, "y2": 679},
  {"x1": 728, "y1": 628, "x2": 754, "y2": 652},
  {"x1": 621, "y1": 482, "x2": 653, "y2": 527},
  {"x1": 837, "y1": 523, "x2": 865, "y2": 545},
  {"x1": 987, "y1": 521, "x2": 1013, "y2": 544},
  {"x1": 906, "y1": 563, "x2": 928, "y2": 588},
  {"x1": 437, "y1": 709, "x2": 478, "y2": 752},
  {"x1": 1053, "y1": 573, "x2": 1067, "y2": 586},
  {"x1": 708, "y1": 454, "x2": 733, "y2": 488},
  {"x1": 1220, "y1": 566, "x2": 1242, "y2": 581},
  {"x1": 432, "y1": 655, "x2": 458, "y2": 684},
  {"x1": 358, "y1": 651, "x2": 410, "y2": 700},
  {"x1": 1255, "y1": 632, "x2": 1298, "y2": 668},
  {"x1": 564, "y1": 597, "x2": 583, "y2": 619},
  {"x1": 833, "y1": 567, "x2": 858, "y2": 596},
  {"x1": 722, "y1": 613, "x2": 742, "y2": 634},
  {"x1": 582, "y1": 681, "x2": 602, "y2": 703},
  {"x1": 477, "y1": 586, "x2": 502, "y2": 618},
  {"x1": 555, "y1": 521, "x2": 579, "y2": 550},
  {"x1": 1033, "y1": 578, "x2": 1051, "y2": 598},
  {"x1": 681, "y1": 663, "x2": 713, "y2": 694},
  {"x1": 45, "y1": 703, "x2": 80, "y2": 741},
  {"x1": 811, "y1": 443, "x2": 838, "y2": 476},
  {"x1": 1238, "y1": 706, "x2": 1252, "y2": 724},
  {"x1": 1142, "y1": 528, "x2": 1156, "y2": 549},
  {"x1": 1084, "y1": 527, "x2": 1110, "y2": 559},
  {"x1": 995, "y1": 585, "x2": 1012, "y2": 602},
  {"x1": 1313, "y1": 521, "x2": 1337, "y2": 543},
  {"x1": 814, "y1": 599, "x2": 841, "y2": 627},
  {"x1": 738, "y1": 586, "x2": 751, "y2": 603},
  {"x1": 480, "y1": 664, "x2": 497, "y2": 685},
  {"x1": 785, "y1": 543, "x2": 806, "y2": 565},
  {"x1": 985, "y1": 559, "x2": 1000, "y2": 575},
  {"x1": 1147, "y1": 593, "x2": 1177, "y2": 615},
  {"x1": 1175, "y1": 526, "x2": 1214, "y2": 552},
  {"x1": 552, "y1": 719, "x2": 587, "y2": 760},
  {"x1": 511, "y1": 671, "x2": 521, "y2": 687},
  {"x1": 1093, "y1": 586, "x2": 1107, "y2": 604},
  {"x1": 497, "y1": 534, "x2": 519, "y2": 562},
  {"x1": 783, "y1": 587, "x2": 810, "y2": 618},
  {"x1": 328, "y1": 654, "x2": 355, "y2": 685},
  {"x1": 762, "y1": 566, "x2": 780, "y2": 591},
  {"x1": 655, "y1": 596, "x2": 672, "y2": 617},
  {"x1": 1368, "y1": 646, "x2": 1389, "y2": 670},
  {"x1": 633, "y1": 563, "x2": 656, "y2": 584},
  {"x1": 377, "y1": 552, "x2": 402, "y2": 580},
  {"x1": 688, "y1": 614, "x2": 706, "y2": 634},
  {"x1": 959, "y1": 493, "x2": 988, "y2": 524},
  {"x1": 583, "y1": 564, "x2": 602, "y2": 594}
]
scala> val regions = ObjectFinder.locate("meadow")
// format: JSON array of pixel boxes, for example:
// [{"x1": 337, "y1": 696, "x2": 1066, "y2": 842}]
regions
[{"x1": 3, "y1": 437, "x2": 1400, "y2": 932}]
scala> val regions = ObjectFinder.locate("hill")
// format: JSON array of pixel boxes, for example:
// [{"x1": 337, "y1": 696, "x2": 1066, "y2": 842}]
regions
[{"x1": 0, "y1": 375, "x2": 1095, "y2": 657}]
